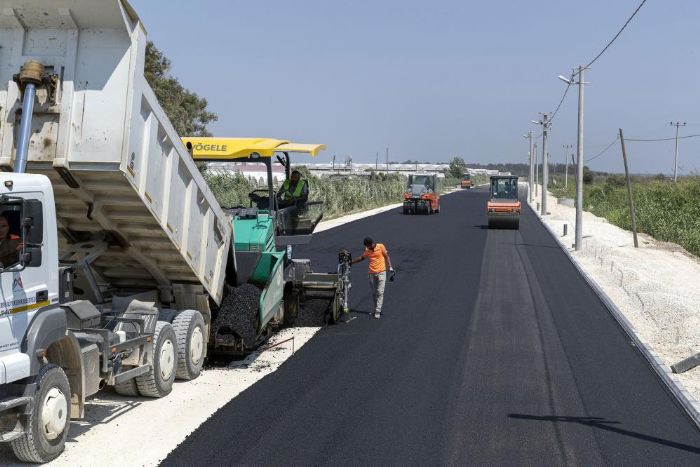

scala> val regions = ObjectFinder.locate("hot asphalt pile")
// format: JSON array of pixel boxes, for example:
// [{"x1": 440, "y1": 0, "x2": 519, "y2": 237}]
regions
[
  {"x1": 212, "y1": 284, "x2": 260, "y2": 348},
  {"x1": 293, "y1": 297, "x2": 332, "y2": 327}
]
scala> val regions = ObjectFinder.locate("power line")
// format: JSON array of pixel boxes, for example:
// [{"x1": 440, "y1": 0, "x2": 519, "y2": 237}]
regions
[
  {"x1": 586, "y1": 137, "x2": 619, "y2": 162},
  {"x1": 574, "y1": 0, "x2": 649, "y2": 77},
  {"x1": 543, "y1": 1, "x2": 649, "y2": 133},
  {"x1": 626, "y1": 134, "x2": 700, "y2": 142},
  {"x1": 549, "y1": 83, "x2": 571, "y2": 123},
  {"x1": 584, "y1": 133, "x2": 700, "y2": 163}
]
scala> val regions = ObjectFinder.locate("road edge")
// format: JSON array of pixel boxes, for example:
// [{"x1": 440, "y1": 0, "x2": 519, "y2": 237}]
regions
[{"x1": 526, "y1": 201, "x2": 700, "y2": 430}]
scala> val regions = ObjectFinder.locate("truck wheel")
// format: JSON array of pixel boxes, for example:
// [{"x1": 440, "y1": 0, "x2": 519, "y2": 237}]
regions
[
  {"x1": 137, "y1": 321, "x2": 177, "y2": 397},
  {"x1": 11, "y1": 364, "x2": 70, "y2": 463},
  {"x1": 173, "y1": 310, "x2": 205, "y2": 380},
  {"x1": 114, "y1": 376, "x2": 139, "y2": 396}
]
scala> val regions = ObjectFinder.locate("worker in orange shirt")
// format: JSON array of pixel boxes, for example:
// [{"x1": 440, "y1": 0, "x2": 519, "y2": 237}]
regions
[{"x1": 351, "y1": 237, "x2": 394, "y2": 319}]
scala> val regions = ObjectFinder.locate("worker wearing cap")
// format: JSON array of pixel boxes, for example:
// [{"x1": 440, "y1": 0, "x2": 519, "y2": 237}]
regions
[
  {"x1": 277, "y1": 170, "x2": 309, "y2": 209},
  {"x1": 351, "y1": 237, "x2": 394, "y2": 319},
  {"x1": 0, "y1": 214, "x2": 21, "y2": 268}
]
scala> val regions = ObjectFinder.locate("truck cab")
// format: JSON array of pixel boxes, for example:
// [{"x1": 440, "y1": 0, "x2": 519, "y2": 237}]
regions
[{"x1": 0, "y1": 173, "x2": 58, "y2": 388}]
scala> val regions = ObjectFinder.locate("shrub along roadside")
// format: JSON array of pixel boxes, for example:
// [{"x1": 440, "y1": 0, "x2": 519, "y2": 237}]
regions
[{"x1": 551, "y1": 176, "x2": 700, "y2": 257}]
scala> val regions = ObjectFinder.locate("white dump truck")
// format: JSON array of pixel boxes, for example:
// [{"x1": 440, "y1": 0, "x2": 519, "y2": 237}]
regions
[
  {"x1": 0, "y1": 0, "x2": 233, "y2": 461},
  {"x1": 0, "y1": 1, "x2": 345, "y2": 462}
]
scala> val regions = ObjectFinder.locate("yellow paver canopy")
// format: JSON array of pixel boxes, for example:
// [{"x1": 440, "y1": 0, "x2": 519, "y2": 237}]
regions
[{"x1": 181, "y1": 137, "x2": 326, "y2": 161}]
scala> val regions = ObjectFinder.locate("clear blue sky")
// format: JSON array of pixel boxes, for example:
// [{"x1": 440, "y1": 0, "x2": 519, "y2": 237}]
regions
[{"x1": 130, "y1": 0, "x2": 699, "y2": 174}]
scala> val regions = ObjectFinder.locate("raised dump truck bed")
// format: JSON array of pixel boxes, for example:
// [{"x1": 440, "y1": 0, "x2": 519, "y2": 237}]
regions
[{"x1": 0, "y1": 0, "x2": 231, "y2": 304}]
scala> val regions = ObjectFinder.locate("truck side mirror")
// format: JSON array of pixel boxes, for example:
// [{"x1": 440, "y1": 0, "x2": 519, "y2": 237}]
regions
[
  {"x1": 21, "y1": 246, "x2": 42, "y2": 268},
  {"x1": 22, "y1": 199, "x2": 43, "y2": 245}
]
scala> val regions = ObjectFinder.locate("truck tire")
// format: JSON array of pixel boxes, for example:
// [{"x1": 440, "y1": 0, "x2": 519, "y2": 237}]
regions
[
  {"x1": 173, "y1": 310, "x2": 205, "y2": 380},
  {"x1": 11, "y1": 364, "x2": 70, "y2": 463},
  {"x1": 136, "y1": 321, "x2": 177, "y2": 397},
  {"x1": 114, "y1": 376, "x2": 139, "y2": 397}
]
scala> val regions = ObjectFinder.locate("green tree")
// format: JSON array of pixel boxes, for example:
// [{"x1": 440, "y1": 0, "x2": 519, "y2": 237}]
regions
[
  {"x1": 448, "y1": 157, "x2": 467, "y2": 178},
  {"x1": 144, "y1": 42, "x2": 217, "y2": 137},
  {"x1": 583, "y1": 165, "x2": 594, "y2": 184}
]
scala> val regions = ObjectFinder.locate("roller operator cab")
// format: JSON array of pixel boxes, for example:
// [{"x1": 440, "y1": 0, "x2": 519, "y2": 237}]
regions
[
  {"x1": 403, "y1": 174, "x2": 440, "y2": 214},
  {"x1": 487, "y1": 176, "x2": 521, "y2": 229}
]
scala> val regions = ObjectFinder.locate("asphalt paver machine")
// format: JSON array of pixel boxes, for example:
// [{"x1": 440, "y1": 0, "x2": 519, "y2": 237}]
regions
[{"x1": 183, "y1": 138, "x2": 351, "y2": 355}]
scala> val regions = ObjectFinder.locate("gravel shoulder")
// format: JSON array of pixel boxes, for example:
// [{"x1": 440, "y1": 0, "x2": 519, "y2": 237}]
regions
[
  {"x1": 0, "y1": 328, "x2": 319, "y2": 467},
  {"x1": 528, "y1": 185, "x2": 700, "y2": 404}
]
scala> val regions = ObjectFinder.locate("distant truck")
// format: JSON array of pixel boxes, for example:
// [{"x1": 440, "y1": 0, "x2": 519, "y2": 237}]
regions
[
  {"x1": 460, "y1": 173, "x2": 473, "y2": 189},
  {"x1": 487, "y1": 176, "x2": 521, "y2": 229},
  {"x1": 403, "y1": 174, "x2": 440, "y2": 214},
  {"x1": 0, "y1": 1, "x2": 342, "y2": 463}
]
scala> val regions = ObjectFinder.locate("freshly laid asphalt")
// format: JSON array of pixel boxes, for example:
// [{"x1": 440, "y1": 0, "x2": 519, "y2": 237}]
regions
[{"x1": 162, "y1": 188, "x2": 700, "y2": 466}]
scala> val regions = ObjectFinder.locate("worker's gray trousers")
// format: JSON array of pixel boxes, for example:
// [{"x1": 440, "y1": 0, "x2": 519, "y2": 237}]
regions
[{"x1": 368, "y1": 271, "x2": 386, "y2": 315}]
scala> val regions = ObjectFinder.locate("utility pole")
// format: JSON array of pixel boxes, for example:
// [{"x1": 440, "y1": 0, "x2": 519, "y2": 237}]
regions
[
  {"x1": 375, "y1": 152, "x2": 379, "y2": 170},
  {"x1": 532, "y1": 113, "x2": 551, "y2": 215},
  {"x1": 541, "y1": 113, "x2": 550, "y2": 215},
  {"x1": 563, "y1": 144, "x2": 572, "y2": 189},
  {"x1": 574, "y1": 66, "x2": 586, "y2": 251},
  {"x1": 670, "y1": 121, "x2": 686, "y2": 182},
  {"x1": 571, "y1": 154, "x2": 575, "y2": 179},
  {"x1": 385, "y1": 147, "x2": 389, "y2": 172},
  {"x1": 524, "y1": 132, "x2": 534, "y2": 201},
  {"x1": 332, "y1": 154, "x2": 336, "y2": 172},
  {"x1": 534, "y1": 142, "x2": 539, "y2": 196},
  {"x1": 619, "y1": 128, "x2": 638, "y2": 248}
]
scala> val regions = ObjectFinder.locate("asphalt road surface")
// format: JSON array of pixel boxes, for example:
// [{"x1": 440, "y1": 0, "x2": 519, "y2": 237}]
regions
[{"x1": 163, "y1": 189, "x2": 700, "y2": 466}]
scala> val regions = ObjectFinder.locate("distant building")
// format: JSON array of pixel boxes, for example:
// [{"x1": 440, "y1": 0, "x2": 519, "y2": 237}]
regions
[{"x1": 306, "y1": 162, "x2": 450, "y2": 177}]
